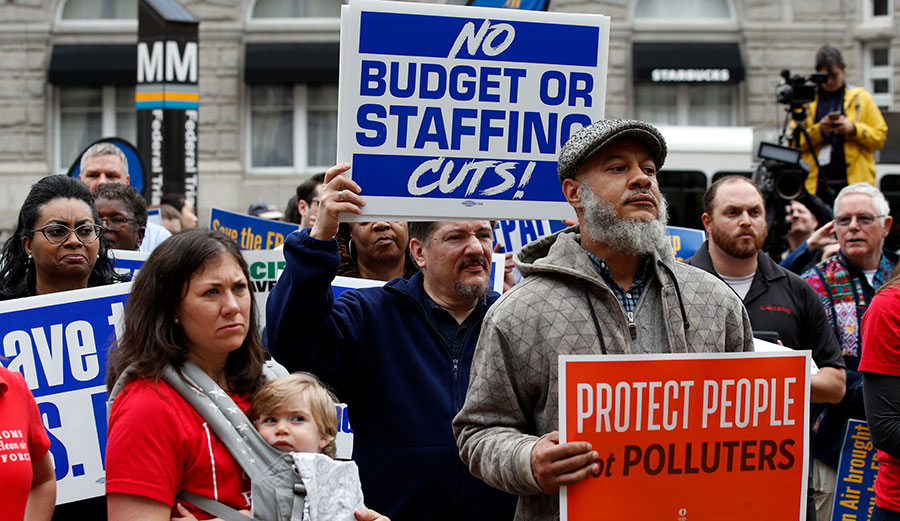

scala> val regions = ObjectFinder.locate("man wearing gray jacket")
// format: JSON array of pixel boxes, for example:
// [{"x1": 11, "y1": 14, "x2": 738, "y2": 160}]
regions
[{"x1": 453, "y1": 119, "x2": 755, "y2": 520}]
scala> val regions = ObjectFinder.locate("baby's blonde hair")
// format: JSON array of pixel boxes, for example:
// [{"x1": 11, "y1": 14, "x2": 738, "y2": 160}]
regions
[{"x1": 248, "y1": 372, "x2": 338, "y2": 458}]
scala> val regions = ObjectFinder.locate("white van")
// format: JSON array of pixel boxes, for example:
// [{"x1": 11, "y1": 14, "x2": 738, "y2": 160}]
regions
[{"x1": 655, "y1": 125, "x2": 754, "y2": 229}]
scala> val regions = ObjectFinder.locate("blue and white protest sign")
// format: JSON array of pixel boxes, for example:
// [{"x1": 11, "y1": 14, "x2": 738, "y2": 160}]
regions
[
  {"x1": 831, "y1": 419, "x2": 878, "y2": 521},
  {"x1": 147, "y1": 207, "x2": 162, "y2": 227},
  {"x1": 210, "y1": 207, "x2": 299, "y2": 250},
  {"x1": 0, "y1": 283, "x2": 132, "y2": 504},
  {"x1": 110, "y1": 249, "x2": 150, "y2": 279},
  {"x1": 667, "y1": 226, "x2": 706, "y2": 262},
  {"x1": 494, "y1": 219, "x2": 568, "y2": 252},
  {"x1": 492, "y1": 220, "x2": 705, "y2": 261},
  {"x1": 490, "y1": 253, "x2": 506, "y2": 294},
  {"x1": 337, "y1": 0, "x2": 608, "y2": 221}
]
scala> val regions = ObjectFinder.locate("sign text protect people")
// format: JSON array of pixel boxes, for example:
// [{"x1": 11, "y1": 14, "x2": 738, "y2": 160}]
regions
[{"x1": 559, "y1": 352, "x2": 810, "y2": 521}]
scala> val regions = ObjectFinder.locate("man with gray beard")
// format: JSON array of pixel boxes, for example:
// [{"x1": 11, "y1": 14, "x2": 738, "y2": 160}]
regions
[{"x1": 453, "y1": 119, "x2": 754, "y2": 521}]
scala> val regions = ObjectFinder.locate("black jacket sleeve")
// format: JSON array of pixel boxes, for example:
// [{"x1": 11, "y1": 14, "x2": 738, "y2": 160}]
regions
[{"x1": 862, "y1": 371, "x2": 900, "y2": 460}]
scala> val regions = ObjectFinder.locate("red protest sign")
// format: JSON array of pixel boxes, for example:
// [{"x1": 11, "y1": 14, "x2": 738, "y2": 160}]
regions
[{"x1": 559, "y1": 352, "x2": 809, "y2": 521}]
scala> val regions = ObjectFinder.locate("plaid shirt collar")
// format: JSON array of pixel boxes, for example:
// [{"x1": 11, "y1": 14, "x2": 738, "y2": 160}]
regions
[{"x1": 586, "y1": 251, "x2": 651, "y2": 314}]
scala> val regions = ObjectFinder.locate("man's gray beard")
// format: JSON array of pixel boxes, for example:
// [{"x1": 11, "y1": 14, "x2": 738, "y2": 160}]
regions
[
  {"x1": 453, "y1": 278, "x2": 491, "y2": 299},
  {"x1": 580, "y1": 184, "x2": 670, "y2": 256}
]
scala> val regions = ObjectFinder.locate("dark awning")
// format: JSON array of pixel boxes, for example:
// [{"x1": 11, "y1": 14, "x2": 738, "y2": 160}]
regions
[
  {"x1": 48, "y1": 45, "x2": 136, "y2": 85},
  {"x1": 633, "y1": 42, "x2": 744, "y2": 84},
  {"x1": 244, "y1": 43, "x2": 339, "y2": 84}
]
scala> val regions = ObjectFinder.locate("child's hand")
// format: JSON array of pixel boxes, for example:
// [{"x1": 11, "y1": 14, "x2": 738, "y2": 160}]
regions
[
  {"x1": 355, "y1": 507, "x2": 390, "y2": 521},
  {"x1": 171, "y1": 503, "x2": 199, "y2": 521}
]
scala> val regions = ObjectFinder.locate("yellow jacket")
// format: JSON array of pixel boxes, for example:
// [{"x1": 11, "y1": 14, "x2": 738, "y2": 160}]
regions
[{"x1": 799, "y1": 85, "x2": 887, "y2": 193}]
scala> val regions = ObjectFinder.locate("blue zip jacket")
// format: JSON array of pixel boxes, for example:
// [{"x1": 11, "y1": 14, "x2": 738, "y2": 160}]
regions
[{"x1": 266, "y1": 229, "x2": 517, "y2": 521}]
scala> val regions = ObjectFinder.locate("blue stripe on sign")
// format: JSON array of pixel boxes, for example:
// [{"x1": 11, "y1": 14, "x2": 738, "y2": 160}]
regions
[
  {"x1": 358, "y1": 11, "x2": 599, "y2": 67},
  {"x1": 352, "y1": 153, "x2": 565, "y2": 202}
]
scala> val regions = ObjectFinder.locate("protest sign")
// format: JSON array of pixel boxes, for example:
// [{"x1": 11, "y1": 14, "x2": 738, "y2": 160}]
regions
[
  {"x1": 494, "y1": 219, "x2": 568, "y2": 252},
  {"x1": 110, "y1": 249, "x2": 150, "y2": 279},
  {"x1": 831, "y1": 419, "x2": 878, "y2": 521},
  {"x1": 0, "y1": 283, "x2": 132, "y2": 504},
  {"x1": 147, "y1": 207, "x2": 162, "y2": 227},
  {"x1": 209, "y1": 207, "x2": 299, "y2": 250},
  {"x1": 337, "y1": 0, "x2": 608, "y2": 221},
  {"x1": 492, "y1": 220, "x2": 705, "y2": 260},
  {"x1": 559, "y1": 351, "x2": 810, "y2": 521},
  {"x1": 668, "y1": 226, "x2": 706, "y2": 262},
  {"x1": 491, "y1": 253, "x2": 505, "y2": 293}
]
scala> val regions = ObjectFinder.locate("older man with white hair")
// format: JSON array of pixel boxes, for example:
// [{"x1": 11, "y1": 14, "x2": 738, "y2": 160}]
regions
[{"x1": 802, "y1": 182, "x2": 898, "y2": 521}]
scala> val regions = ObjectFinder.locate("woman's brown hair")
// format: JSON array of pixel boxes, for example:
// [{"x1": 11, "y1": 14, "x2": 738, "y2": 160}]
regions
[
  {"x1": 878, "y1": 263, "x2": 900, "y2": 293},
  {"x1": 106, "y1": 229, "x2": 266, "y2": 395}
]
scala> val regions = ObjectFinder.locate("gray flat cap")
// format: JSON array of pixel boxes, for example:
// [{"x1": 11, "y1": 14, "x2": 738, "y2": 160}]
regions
[{"x1": 557, "y1": 119, "x2": 667, "y2": 182}]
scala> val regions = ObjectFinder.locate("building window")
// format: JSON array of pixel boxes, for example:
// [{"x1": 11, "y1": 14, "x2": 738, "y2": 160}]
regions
[
  {"x1": 634, "y1": 84, "x2": 735, "y2": 126},
  {"x1": 866, "y1": 0, "x2": 891, "y2": 18},
  {"x1": 57, "y1": 85, "x2": 136, "y2": 170},
  {"x1": 60, "y1": 0, "x2": 136, "y2": 19},
  {"x1": 865, "y1": 43, "x2": 892, "y2": 111},
  {"x1": 251, "y1": 0, "x2": 342, "y2": 18},
  {"x1": 249, "y1": 84, "x2": 338, "y2": 172},
  {"x1": 634, "y1": 0, "x2": 732, "y2": 20}
]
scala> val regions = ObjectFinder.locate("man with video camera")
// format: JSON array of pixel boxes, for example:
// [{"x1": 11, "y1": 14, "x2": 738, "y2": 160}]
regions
[{"x1": 800, "y1": 45, "x2": 887, "y2": 202}]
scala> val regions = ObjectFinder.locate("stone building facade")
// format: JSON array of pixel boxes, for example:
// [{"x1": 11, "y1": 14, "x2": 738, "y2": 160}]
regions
[{"x1": 0, "y1": 0, "x2": 896, "y2": 236}]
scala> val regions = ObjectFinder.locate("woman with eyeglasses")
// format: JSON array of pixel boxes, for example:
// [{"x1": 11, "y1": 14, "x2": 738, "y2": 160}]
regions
[
  {"x1": 94, "y1": 182, "x2": 147, "y2": 251},
  {"x1": 0, "y1": 174, "x2": 123, "y2": 301}
]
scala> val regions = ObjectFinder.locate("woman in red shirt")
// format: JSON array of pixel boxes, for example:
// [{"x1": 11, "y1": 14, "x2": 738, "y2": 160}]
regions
[
  {"x1": 104, "y1": 229, "x2": 387, "y2": 521},
  {"x1": 0, "y1": 365, "x2": 55, "y2": 521},
  {"x1": 861, "y1": 267, "x2": 900, "y2": 520}
]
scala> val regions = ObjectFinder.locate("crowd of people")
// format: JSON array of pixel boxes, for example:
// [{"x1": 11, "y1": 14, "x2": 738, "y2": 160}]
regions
[{"x1": 1, "y1": 43, "x2": 899, "y2": 521}]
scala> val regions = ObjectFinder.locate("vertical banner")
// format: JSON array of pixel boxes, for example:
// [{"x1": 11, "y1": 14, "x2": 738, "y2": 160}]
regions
[
  {"x1": 0, "y1": 284, "x2": 132, "y2": 504},
  {"x1": 337, "y1": 0, "x2": 609, "y2": 221},
  {"x1": 137, "y1": 0, "x2": 199, "y2": 209},
  {"x1": 559, "y1": 352, "x2": 810, "y2": 521},
  {"x1": 831, "y1": 419, "x2": 878, "y2": 521}
]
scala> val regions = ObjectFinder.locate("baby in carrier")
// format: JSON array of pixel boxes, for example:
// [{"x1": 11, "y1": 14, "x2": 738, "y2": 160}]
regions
[{"x1": 174, "y1": 372, "x2": 383, "y2": 521}]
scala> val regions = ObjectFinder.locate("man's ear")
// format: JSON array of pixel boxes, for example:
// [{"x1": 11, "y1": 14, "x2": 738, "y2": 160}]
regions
[
  {"x1": 136, "y1": 226, "x2": 146, "y2": 248},
  {"x1": 297, "y1": 199, "x2": 309, "y2": 218},
  {"x1": 408, "y1": 237, "x2": 427, "y2": 269},
  {"x1": 701, "y1": 213, "x2": 713, "y2": 234},
  {"x1": 562, "y1": 178, "x2": 581, "y2": 209},
  {"x1": 883, "y1": 215, "x2": 894, "y2": 239}
]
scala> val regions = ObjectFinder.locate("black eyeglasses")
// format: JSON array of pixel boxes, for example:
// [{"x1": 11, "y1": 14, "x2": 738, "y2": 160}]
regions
[
  {"x1": 834, "y1": 214, "x2": 884, "y2": 227},
  {"x1": 100, "y1": 216, "x2": 136, "y2": 230},
  {"x1": 29, "y1": 223, "x2": 103, "y2": 244}
]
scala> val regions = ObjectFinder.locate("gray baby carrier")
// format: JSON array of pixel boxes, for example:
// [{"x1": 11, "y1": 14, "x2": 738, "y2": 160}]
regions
[{"x1": 108, "y1": 359, "x2": 306, "y2": 521}]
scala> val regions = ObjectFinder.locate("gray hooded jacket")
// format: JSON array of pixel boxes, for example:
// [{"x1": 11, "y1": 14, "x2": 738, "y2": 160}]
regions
[{"x1": 453, "y1": 227, "x2": 753, "y2": 520}]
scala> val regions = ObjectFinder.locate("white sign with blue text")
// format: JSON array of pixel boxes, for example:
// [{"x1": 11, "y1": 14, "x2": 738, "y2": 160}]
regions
[
  {"x1": 337, "y1": 0, "x2": 609, "y2": 221},
  {"x1": 0, "y1": 283, "x2": 132, "y2": 504}
]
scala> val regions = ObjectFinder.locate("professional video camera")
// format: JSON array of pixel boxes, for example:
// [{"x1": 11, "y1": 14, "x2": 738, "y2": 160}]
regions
[
  {"x1": 754, "y1": 70, "x2": 832, "y2": 259},
  {"x1": 775, "y1": 70, "x2": 827, "y2": 108}
]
